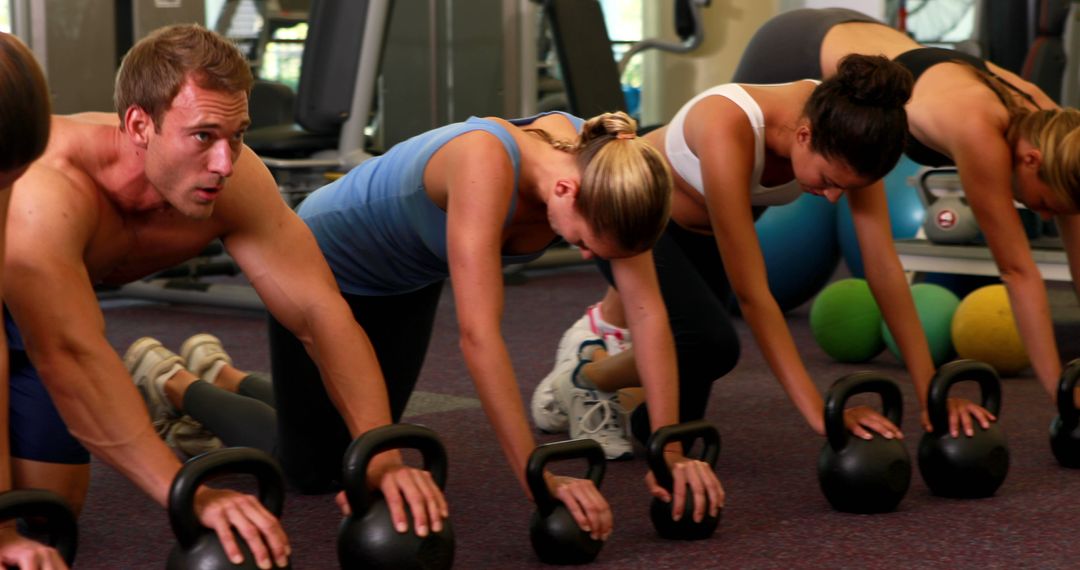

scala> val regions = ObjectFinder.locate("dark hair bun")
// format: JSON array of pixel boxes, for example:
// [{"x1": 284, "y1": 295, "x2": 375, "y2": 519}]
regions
[{"x1": 833, "y1": 53, "x2": 914, "y2": 109}]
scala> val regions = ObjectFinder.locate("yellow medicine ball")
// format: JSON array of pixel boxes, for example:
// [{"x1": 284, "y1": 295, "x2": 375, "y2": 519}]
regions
[{"x1": 951, "y1": 284, "x2": 1030, "y2": 376}]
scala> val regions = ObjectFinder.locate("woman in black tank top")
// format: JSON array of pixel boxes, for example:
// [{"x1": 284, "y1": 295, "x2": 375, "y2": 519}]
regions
[{"x1": 738, "y1": 7, "x2": 1080, "y2": 432}]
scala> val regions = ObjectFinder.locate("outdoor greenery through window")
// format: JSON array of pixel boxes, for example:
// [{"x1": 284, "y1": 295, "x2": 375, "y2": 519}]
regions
[
  {"x1": 260, "y1": 22, "x2": 307, "y2": 91},
  {"x1": 599, "y1": 0, "x2": 643, "y2": 118},
  {"x1": 1, "y1": 0, "x2": 10, "y2": 33}
]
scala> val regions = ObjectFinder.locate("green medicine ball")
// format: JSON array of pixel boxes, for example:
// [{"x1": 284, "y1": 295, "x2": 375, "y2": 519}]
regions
[
  {"x1": 810, "y1": 278, "x2": 884, "y2": 363},
  {"x1": 881, "y1": 283, "x2": 959, "y2": 367}
]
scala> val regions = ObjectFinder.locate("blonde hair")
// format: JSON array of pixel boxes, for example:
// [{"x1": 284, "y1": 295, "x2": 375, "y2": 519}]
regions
[
  {"x1": 527, "y1": 111, "x2": 672, "y2": 253},
  {"x1": 1007, "y1": 109, "x2": 1080, "y2": 212},
  {"x1": 0, "y1": 33, "x2": 50, "y2": 172}
]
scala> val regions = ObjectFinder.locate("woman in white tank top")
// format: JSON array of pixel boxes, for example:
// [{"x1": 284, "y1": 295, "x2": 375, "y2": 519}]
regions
[{"x1": 533, "y1": 55, "x2": 963, "y2": 457}]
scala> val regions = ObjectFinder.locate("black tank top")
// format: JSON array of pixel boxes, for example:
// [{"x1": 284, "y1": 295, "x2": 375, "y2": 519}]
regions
[{"x1": 892, "y1": 47, "x2": 1039, "y2": 166}]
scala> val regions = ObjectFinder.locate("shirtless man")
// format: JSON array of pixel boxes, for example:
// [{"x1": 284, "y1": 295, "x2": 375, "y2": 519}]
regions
[{"x1": 4, "y1": 24, "x2": 445, "y2": 569}]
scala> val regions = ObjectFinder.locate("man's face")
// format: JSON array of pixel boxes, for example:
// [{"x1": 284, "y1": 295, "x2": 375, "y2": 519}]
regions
[{"x1": 143, "y1": 78, "x2": 250, "y2": 219}]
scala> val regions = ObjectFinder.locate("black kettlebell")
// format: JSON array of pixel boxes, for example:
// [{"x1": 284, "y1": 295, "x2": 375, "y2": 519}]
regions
[
  {"x1": 817, "y1": 372, "x2": 911, "y2": 514},
  {"x1": 646, "y1": 420, "x2": 721, "y2": 540},
  {"x1": 527, "y1": 438, "x2": 605, "y2": 565},
  {"x1": 918, "y1": 359, "x2": 1010, "y2": 498},
  {"x1": 167, "y1": 448, "x2": 288, "y2": 570},
  {"x1": 338, "y1": 424, "x2": 454, "y2": 570},
  {"x1": 0, "y1": 489, "x2": 78, "y2": 565},
  {"x1": 1049, "y1": 359, "x2": 1080, "y2": 468}
]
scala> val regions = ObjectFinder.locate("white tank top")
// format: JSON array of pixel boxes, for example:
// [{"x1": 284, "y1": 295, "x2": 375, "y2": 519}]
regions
[{"x1": 664, "y1": 81, "x2": 818, "y2": 206}]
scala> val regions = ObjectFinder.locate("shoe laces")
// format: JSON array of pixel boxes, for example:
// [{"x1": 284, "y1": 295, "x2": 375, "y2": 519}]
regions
[{"x1": 577, "y1": 393, "x2": 628, "y2": 437}]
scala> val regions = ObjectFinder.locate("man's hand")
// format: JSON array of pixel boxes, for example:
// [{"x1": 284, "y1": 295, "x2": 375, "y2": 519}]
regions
[{"x1": 194, "y1": 487, "x2": 290, "y2": 570}]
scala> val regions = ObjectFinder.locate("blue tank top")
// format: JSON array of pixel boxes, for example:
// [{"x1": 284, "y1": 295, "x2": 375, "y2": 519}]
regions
[{"x1": 298, "y1": 111, "x2": 584, "y2": 295}]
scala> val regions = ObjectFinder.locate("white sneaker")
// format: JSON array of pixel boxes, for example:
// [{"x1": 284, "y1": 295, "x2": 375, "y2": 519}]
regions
[
  {"x1": 586, "y1": 304, "x2": 632, "y2": 356},
  {"x1": 124, "y1": 337, "x2": 185, "y2": 437},
  {"x1": 531, "y1": 315, "x2": 603, "y2": 433},
  {"x1": 180, "y1": 333, "x2": 232, "y2": 385},
  {"x1": 557, "y1": 362, "x2": 633, "y2": 461}
]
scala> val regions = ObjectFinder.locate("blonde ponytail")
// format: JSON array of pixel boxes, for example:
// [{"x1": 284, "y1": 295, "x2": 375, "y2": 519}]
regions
[{"x1": 574, "y1": 112, "x2": 672, "y2": 253}]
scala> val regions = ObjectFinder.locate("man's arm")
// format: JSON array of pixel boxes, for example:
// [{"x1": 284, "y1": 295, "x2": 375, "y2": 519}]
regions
[
  {"x1": 6, "y1": 167, "x2": 288, "y2": 568},
  {"x1": 5, "y1": 168, "x2": 182, "y2": 502},
  {"x1": 219, "y1": 148, "x2": 447, "y2": 534}
]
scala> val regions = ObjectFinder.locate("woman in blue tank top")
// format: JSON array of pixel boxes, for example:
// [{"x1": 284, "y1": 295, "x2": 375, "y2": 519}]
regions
[
  {"x1": 535, "y1": 55, "x2": 958, "y2": 456},
  {"x1": 736, "y1": 7, "x2": 1080, "y2": 431},
  {"x1": 284, "y1": 110, "x2": 727, "y2": 538}
]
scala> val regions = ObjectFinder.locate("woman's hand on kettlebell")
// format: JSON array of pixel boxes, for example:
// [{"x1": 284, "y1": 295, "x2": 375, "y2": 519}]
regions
[
  {"x1": 843, "y1": 406, "x2": 903, "y2": 440},
  {"x1": 194, "y1": 486, "x2": 290, "y2": 570},
  {"x1": 920, "y1": 397, "x2": 996, "y2": 437},
  {"x1": 0, "y1": 523, "x2": 68, "y2": 570},
  {"x1": 365, "y1": 460, "x2": 449, "y2": 537},
  {"x1": 644, "y1": 452, "x2": 724, "y2": 523},
  {"x1": 545, "y1": 473, "x2": 612, "y2": 541}
]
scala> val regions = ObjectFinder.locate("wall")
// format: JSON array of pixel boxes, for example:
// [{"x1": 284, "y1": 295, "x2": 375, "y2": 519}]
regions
[{"x1": 640, "y1": 0, "x2": 778, "y2": 125}]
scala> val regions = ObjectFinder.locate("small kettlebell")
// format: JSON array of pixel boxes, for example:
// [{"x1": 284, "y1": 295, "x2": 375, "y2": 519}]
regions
[
  {"x1": 1049, "y1": 359, "x2": 1080, "y2": 468},
  {"x1": 0, "y1": 489, "x2": 78, "y2": 565},
  {"x1": 918, "y1": 359, "x2": 1010, "y2": 498},
  {"x1": 338, "y1": 424, "x2": 454, "y2": 570},
  {"x1": 646, "y1": 420, "x2": 721, "y2": 540},
  {"x1": 167, "y1": 448, "x2": 289, "y2": 570},
  {"x1": 527, "y1": 438, "x2": 605, "y2": 565},
  {"x1": 915, "y1": 168, "x2": 982, "y2": 245},
  {"x1": 817, "y1": 372, "x2": 911, "y2": 514}
]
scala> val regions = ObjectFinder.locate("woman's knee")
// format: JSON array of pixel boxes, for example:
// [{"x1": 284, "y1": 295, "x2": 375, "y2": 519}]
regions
[{"x1": 675, "y1": 323, "x2": 740, "y2": 383}]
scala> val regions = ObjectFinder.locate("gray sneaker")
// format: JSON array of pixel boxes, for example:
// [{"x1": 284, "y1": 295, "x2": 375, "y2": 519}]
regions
[
  {"x1": 124, "y1": 337, "x2": 184, "y2": 437},
  {"x1": 556, "y1": 361, "x2": 633, "y2": 461},
  {"x1": 180, "y1": 333, "x2": 233, "y2": 385},
  {"x1": 124, "y1": 337, "x2": 221, "y2": 456},
  {"x1": 164, "y1": 415, "x2": 224, "y2": 459}
]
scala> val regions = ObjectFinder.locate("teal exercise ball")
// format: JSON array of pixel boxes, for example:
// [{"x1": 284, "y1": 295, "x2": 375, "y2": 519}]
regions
[
  {"x1": 810, "y1": 278, "x2": 884, "y2": 363},
  {"x1": 881, "y1": 283, "x2": 960, "y2": 367},
  {"x1": 836, "y1": 156, "x2": 925, "y2": 277},
  {"x1": 755, "y1": 194, "x2": 840, "y2": 313}
]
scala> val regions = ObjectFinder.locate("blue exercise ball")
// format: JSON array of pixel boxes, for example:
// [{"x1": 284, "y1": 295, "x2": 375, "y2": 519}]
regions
[
  {"x1": 755, "y1": 193, "x2": 840, "y2": 313},
  {"x1": 836, "y1": 156, "x2": 926, "y2": 277}
]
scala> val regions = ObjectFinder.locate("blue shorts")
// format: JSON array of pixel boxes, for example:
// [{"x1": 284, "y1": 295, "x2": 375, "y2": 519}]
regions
[{"x1": 6, "y1": 311, "x2": 90, "y2": 465}]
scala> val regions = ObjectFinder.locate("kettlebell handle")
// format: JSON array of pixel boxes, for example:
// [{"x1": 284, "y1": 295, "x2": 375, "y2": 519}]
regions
[
  {"x1": 526, "y1": 439, "x2": 605, "y2": 516},
  {"x1": 342, "y1": 424, "x2": 449, "y2": 516},
  {"x1": 915, "y1": 167, "x2": 960, "y2": 208},
  {"x1": 823, "y1": 372, "x2": 904, "y2": 451},
  {"x1": 1056, "y1": 359, "x2": 1080, "y2": 426},
  {"x1": 0, "y1": 489, "x2": 78, "y2": 565},
  {"x1": 645, "y1": 420, "x2": 721, "y2": 491},
  {"x1": 169, "y1": 447, "x2": 285, "y2": 548},
  {"x1": 927, "y1": 359, "x2": 1002, "y2": 432}
]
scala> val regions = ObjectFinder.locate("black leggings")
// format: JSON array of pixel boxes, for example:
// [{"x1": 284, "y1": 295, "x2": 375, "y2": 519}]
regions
[
  {"x1": 597, "y1": 222, "x2": 740, "y2": 443},
  {"x1": 731, "y1": 8, "x2": 881, "y2": 84},
  {"x1": 183, "y1": 373, "x2": 277, "y2": 455},
  {"x1": 268, "y1": 281, "x2": 444, "y2": 493},
  {"x1": 184, "y1": 281, "x2": 444, "y2": 494}
]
